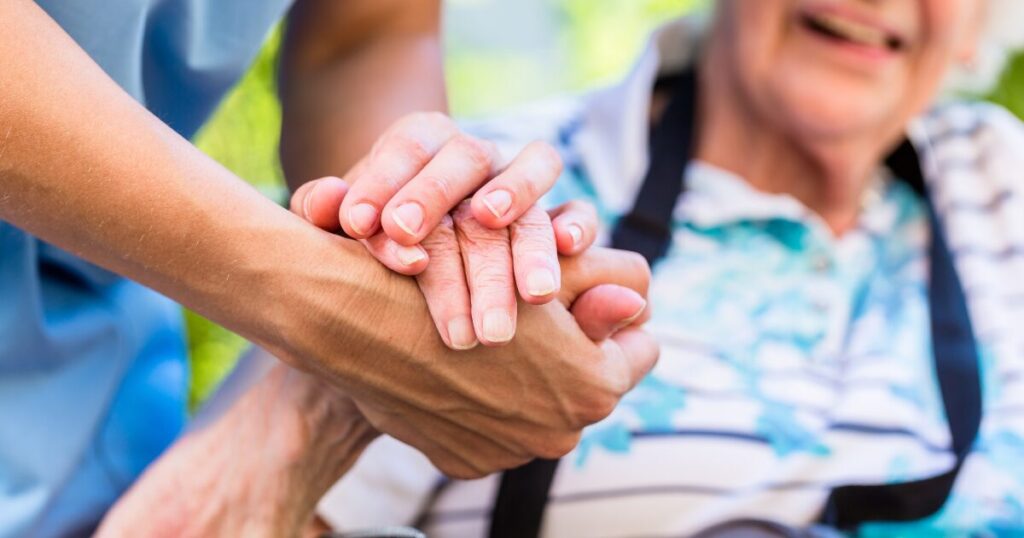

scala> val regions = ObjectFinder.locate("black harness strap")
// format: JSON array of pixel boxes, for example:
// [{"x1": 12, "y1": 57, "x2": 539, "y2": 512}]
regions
[
  {"x1": 818, "y1": 141, "x2": 983, "y2": 529},
  {"x1": 488, "y1": 71, "x2": 981, "y2": 537},
  {"x1": 488, "y1": 71, "x2": 699, "y2": 538},
  {"x1": 610, "y1": 70, "x2": 699, "y2": 266}
]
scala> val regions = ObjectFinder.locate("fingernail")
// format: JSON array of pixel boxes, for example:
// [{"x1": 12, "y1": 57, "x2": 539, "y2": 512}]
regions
[
  {"x1": 302, "y1": 180, "x2": 322, "y2": 220},
  {"x1": 394, "y1": 244, "x2": 426, "y2": 266},
  {"x1": 447, "y1": 316, "x2": 478, "y2": 350},
  {"x1": 567, "y1": 224, "x2": 584, "y2": 248},
  {"x1": 482, "y1": 190, "x2": 513, "y2": 219},
  {"x1": 482, "y1": 309, "x2": 515, "y2": 343},
  {"x1": 348, "y1": 203, "x2": 377, "y2": 235},
  {"x1": 526, "y1": 268, "x2": 557, "y2": 297},
  {"x1": 393, "y1": 203, "x2": 425, "y2": 236},
  {"x1": 616, "y1": 299, "x2": 648, "y2": 331}
]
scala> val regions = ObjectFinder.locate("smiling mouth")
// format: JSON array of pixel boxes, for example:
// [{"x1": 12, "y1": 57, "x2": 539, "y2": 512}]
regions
[{"x1": 800, "y1": 11, "x2": 904, "y2": 52}]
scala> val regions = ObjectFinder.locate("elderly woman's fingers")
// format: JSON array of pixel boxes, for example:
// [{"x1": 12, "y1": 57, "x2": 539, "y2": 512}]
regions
[
  {"x1": 415, "y1": 215, "x2": 478, "y2": 350},
  {"x1": 452, "y1": 202, "x2": 517, "y2": 346},
  {"x1": 469, "y1": 140, "x2": 563, "y2": 229},
  {"x1": 548, "y1": 200, "x2": 599, "y2": 256},
  {"x1": 380, "y1": 134, "x2": 503, "y2": 246},
  {"x1": 288, "y1": 176, "x2": 429, "y2": 276},
  {"x1": 570, "y1": 284, "x2": 650, "y2": 341},
  {"x1": 510, "y1": 205, "x2": 561, "y2": 305},
  {"x1": 289, "y1": 176, "x2": 349, "y2": 231},
  {"x1": 338, "y1": 112, "x2": 460, "y2": 239}
]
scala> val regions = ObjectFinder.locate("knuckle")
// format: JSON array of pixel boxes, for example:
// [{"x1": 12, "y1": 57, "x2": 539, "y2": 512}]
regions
[
  {"x1": 426, "y1": 272, "x2": 470, "y2": 298},
  {"x1": 526, "y1": 140, "x2": 563, "y2": 173},
  {"x1": 623, "y1": 250, "x2": 652, "y2": 284},
  {"x1": 420, "y1": 215, "x2": 458, "y2": 247},
  {"x1": 385, "y1": 132, "x2": 433, "y2": 167},
  {"x1": 531, "y1": 433, "x2": 579, "y2": 460},
  {"x1": 514, "y1": 210, "x2": 554, "y2": 235},
  {"x1": 463, "y1": 463, "x2": 492, "y2": 480},
  {"x1": 568, "y1": 364, "x2": 624, "y2": 426},
  {"x1": 468, "y1": 264, "x2": 513, "y2": 290},
  {"x1": 518, "y1": 174, "x2": 543, "y2": 203},
  {"x1": 452, "y1": 135, "x2": 494, "y2": 175},
  {"x1": 415, "y1": 110, "x2": 455, "y2": 130},
  {"x1": 568, "y1": 199, "x2": 598, "y2": 221},
  {"x1": 515, "y1": 235, "x2": 556, "y2": 261},
  {"x1": 439, "y1": 460, "x2": 483, "y2": 481},
  {"x1": 352, "y1": 168, "x2": 402, "y2": 195},
  {"x1": 452, "y1": 199, "x2": 478, "y2": 224},
  {"x1": 420, "y1": 174, "x2": 454, "y2": 204},
  {"x1": 457, "y1": 223, "x2": 509, "y2": 251},
  {"x1": 495, "y1": 451, "x2": 531, "y2": 472},
  {"x1": 573, "y1": 391, "x2": 620, "y2": 426}
]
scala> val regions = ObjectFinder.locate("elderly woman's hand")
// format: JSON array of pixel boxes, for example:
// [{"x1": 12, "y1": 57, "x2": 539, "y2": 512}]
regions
[
  {"x1": 289, "y1": 112, "x2": 601, "y2": 348},
  {"x1": 96, "y1": 362, "x2": 377, "y2": 538}
]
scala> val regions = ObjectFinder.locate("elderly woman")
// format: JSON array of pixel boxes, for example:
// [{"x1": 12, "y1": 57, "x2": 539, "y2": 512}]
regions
[{"x1": 310, "y1": 0, "x2": 1024, "y2": 536}]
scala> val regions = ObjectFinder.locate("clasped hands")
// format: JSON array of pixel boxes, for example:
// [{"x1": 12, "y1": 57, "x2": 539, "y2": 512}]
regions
[
  {"x1": 284, "y1": 112, "x2": 660, "y2": 478},
  {"x1": 97, "y1": 112, "x2": 659, "y2": 537}
]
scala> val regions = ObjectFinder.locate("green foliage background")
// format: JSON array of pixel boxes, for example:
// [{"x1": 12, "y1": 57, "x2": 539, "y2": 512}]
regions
[
  {"x1": 187, "y1": 0, "x2": 704, "y2": 408},
  {"x1": 187, "y1": 0, "x2": 1024, "y2": 409}
]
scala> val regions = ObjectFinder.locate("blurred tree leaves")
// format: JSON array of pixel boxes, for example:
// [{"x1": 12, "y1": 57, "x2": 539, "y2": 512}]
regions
[
  {"x1": 987, "y1": 51, "x2": 1024, "y2": 119},
  {"x1": 187, "y1": 28, "x2": 284, "y2": 410}
]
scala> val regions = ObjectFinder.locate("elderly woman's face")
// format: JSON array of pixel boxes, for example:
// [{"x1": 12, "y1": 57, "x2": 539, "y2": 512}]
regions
[{"x1": 713, "y1": 0, "x2": 983, "y2": 142}]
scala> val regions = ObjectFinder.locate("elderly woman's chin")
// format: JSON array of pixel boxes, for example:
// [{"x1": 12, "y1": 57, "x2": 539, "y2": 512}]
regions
[{"x1": 767, "y1": 74, "x2": 912, "y2": 146}]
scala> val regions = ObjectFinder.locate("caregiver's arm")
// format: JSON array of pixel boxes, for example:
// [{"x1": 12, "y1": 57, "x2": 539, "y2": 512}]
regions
[
  {"x1": 0, "y1": 0, "x2": 659, "y2": 479},
  {"x1": 0, "y1": 0, "x2": 359, "y2": 352},
  {"x1": 98, "y1": 253, "x2": 653, "y2": 538},
  {"x1": 279, "y1": 1, "x2": 580, "y2": 347}
]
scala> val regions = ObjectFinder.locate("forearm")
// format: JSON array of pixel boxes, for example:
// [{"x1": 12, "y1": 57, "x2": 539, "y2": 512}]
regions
[
  {"x1": 0, "y1": 0, "x2": 373, "y2": 357},
  {"x1": 278, "y1": 0, "x2": 446, "y2": 188},
  {"x1": 96, "y1": 365, "x2": 378, "y2": 538}
]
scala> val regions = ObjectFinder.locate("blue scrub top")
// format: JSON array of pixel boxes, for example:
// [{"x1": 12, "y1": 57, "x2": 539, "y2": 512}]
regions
[{"x1": 1, "y1": 1, "x2": 291, "y2": 535}]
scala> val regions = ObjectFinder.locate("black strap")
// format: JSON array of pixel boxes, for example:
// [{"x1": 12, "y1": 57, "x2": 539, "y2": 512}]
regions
[
  {"x1": 610, "y1": 70, "x2": 699, "y2": 266},
  {"x1": 487, "y1": 73, "x2": 700, "y2": 538},
  {"x1": 818, "y1": 141, "x2": 983, "y2": 529},
  {"x1": 489, "y1": 458, "x2": 559, "y2": 538},
  {"x1": 489, "y1": 71, "x2": 981, "y2": 537}
]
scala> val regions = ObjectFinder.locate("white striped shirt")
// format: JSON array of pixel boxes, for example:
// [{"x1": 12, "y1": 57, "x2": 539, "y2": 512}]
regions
[{"x1": 319, "y1": 18, "x2": 1024, "y2": 537}]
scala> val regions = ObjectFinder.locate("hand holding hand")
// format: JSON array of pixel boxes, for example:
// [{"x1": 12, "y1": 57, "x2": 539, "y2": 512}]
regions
[
  {"x1": 273, "y1": 233, "x2": 655, "y2": 478},
  {"x1": 289, "y1": 111, "x2": 602, "y2": 347}
]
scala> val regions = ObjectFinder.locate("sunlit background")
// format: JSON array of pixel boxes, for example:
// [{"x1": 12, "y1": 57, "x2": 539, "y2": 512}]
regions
[{"x1": 187, "y1": 0, "x2": 1024, "y2": 408}]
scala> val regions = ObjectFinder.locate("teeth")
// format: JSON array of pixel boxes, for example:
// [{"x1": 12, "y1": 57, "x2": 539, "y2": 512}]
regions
[{"x1": 810, "y1": 13, "x2": 889, "y2": 48}]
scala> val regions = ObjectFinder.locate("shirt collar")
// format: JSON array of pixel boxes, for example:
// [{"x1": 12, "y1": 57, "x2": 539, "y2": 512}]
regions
[
  {"x1": 568, "y1": 15, "x2": 915, "y2": 236},
  {"x1": 572, "y1": 17, "x2": 706, "y2": 215}
]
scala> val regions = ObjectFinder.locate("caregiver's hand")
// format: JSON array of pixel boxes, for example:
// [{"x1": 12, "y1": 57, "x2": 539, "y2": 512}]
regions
[
  {"x1": 279, "y1": 238, "x2": 656, "y2": 479},
  {"x1": 290, "y1": 111, "x2": 599, "y2": 347},
  {"x1": 292, "y1": 178, "x2": 597, "y2": 348},
  {"x1": 0, "y1": 0, "x2": 656, "y2": 488}
]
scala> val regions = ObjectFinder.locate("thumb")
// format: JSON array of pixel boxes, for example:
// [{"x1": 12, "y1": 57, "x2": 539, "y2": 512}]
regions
[
  {"x1": 570, "y1": 284, "x2": 650, "y2": 341},
  {"x1": 558, "y1": 247, "x2": 651, "y2": 306},
  {"x1": 288, "y1": 177, "x2": 349, "y2": 231}
]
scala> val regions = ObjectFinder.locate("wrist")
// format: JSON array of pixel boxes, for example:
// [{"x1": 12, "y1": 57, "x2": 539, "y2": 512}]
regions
[
  {"x1": 97, "y1": 364, "x2": 377, "y2": 538},
  {"x1": 208, "y1": 210, "x2": 377, "y2": 367},
  {"x1": 242, "y1": 366, "x2": 379, "y2": 528},
  {"x1": 254, "y1": 221, "x2": 434, "y2": 391}
]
